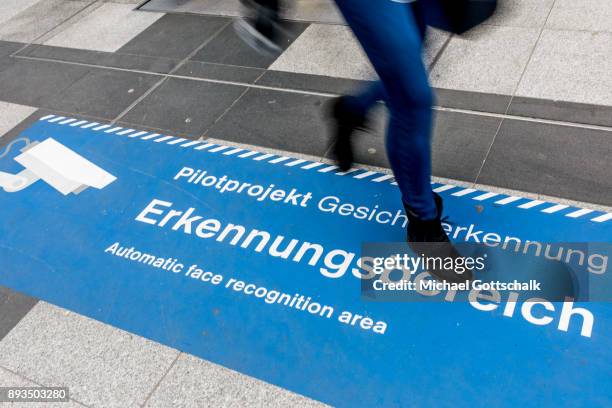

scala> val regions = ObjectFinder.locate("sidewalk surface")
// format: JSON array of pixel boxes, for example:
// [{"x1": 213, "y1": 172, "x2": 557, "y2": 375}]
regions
[{"x1": 0, "y1": 0, "x2": 611, "y2": 407}]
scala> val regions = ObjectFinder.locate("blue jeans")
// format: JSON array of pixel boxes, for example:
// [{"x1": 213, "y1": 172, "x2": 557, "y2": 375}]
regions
[{"x1": 334, "y1": 0, "x2": 437, "y2": 220}]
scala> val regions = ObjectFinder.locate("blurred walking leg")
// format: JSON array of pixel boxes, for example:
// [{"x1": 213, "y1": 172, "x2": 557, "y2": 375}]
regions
[
  {"x1": 334, "y1": 0, "x2": 436, "y2": 219},
  {"x1": 333, "y1": 0, "x2": 472, "y2": 283},
  {"x1": 235, "y1": 0, "x2": 282, "y2": 55}
]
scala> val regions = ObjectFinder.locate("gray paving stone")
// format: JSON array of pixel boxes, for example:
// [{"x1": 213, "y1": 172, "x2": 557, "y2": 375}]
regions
[
  {"x1": 191, "y1": 21, "x2": 308, "y2": 69},
  {"x1": 145, "y1": 353, "x2": 325, "y2": 408},
  {"x1": 0, "y1": 40, "x2": 23, "y2": 60},
  {"x1": 430, "y1": 24, "x2": 539, "y2": 95},
  {"x1": 43, "y1": 2, "x2": 164, "y2": 53},
  {"x1": 486, "y1": 0, "x2": 555, "y2": 28},
  {"x1": 0, "y1": 59, "x2": 90, "y2": 107},
  {"x1": 433, "y1": 88, "x2": 511, "y2": 114},
  {"x1": 118, "y1": 14, "x2": 229, "y2": 61},
  {"x1": 344, "y1": 131, "x2": 390, "y2": 170},
  {"x1": 0, "y1": 0, "x2": 91, "y2": 44},
  {"x1": 430, "y1": 110, "x2": 501, "y2": 182},
  {"x1": 269, "y1": 24, "x2": 445, "y2": 80},
  {"x1": 516, "y1": 29, "x2": 612, "y2": 106},
  {"x1": 121, "y1": 77, "x2": 246, "y2": 137},
  {"x1": 423, "y1": 28, "x2": 451, "y2": 68},
  {"x1": 346, "y1": 108, "x2": 500, "y2": 183},
  {"x1": 0, "y1": 0, "x2": 39, "y2": 26},
  {"x1": 0, "y1": 101, "x2": 36, "y2": 139},
  {"x1": 477, "y1": 119, "x2": 612, "y2": 206},
  {"x1": 207, "y1": 87, "x2": 331, "y2": 156},
  {"x1": 508, "y1": 96, "x2": 612, "y2": 128},
  {"x1": 0, "y1": 286, "x2": 37, "y2": 343},
  {"x1": 0, "y1": 108, "x2": 44, "y2": 151},
  {"x1": 0, "y1": 302, "x2": 179, "y2": 408},
  {"x1": 174, "y1": 60, "x2": 265, "y2": 84},
  {"x1": 269, "y1": 24, "x2": 375, "y2": 80},
  {"x1": 256, "y1": 70, "x2": 372, "y2": 96},
  {"x1": 17, "y1": 44, "x2": 178, "y2": 74},
  {"x1": 546, "y1": 0, "x2": 612, "y2": 32},
  {"x1": 42, "y1": 68, "x2": 161, "y2": 120}
]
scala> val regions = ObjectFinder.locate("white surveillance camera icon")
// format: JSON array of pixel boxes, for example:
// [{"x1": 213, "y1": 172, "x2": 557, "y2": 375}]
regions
[{"x1": 0, "y1": 137, "x2": 116, "y2": 195}]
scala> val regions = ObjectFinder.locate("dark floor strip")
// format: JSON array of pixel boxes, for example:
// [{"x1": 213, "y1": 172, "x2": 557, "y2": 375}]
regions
[{"x1": 0, "y1": 286, "x2": 38, "y2": 342}]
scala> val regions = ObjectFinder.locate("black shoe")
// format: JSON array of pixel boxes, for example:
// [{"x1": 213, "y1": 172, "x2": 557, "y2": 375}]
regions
[
  {"x1": 405, "y1": 193, "x2": 473, "y2": 284},
  {"x1": 328, "y1": 97, "x2": 367, "y2": 171},
  {"x1": 235, "y1": 0, "x2": 281, "y2": 56}
]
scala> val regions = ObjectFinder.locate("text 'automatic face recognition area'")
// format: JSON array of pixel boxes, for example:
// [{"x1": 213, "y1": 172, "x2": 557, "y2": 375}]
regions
[{"x1": 0, "y1": 116, "x2": 611, "y2": 407}]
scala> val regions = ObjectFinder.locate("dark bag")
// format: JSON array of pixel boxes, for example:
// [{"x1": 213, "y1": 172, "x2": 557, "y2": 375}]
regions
[{"x1": 414, "y1": 0, "x2": 498, "y2": 35}]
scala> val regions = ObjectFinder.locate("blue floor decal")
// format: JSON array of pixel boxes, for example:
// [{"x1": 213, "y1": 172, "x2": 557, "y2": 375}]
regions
[{"x1": 1, "y1": 115, "x2": 611, "y2": 406}]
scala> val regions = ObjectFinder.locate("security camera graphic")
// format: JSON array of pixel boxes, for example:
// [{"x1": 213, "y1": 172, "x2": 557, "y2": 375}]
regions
[{"x1": 0, "y1": 137, "x2": 116, "y2": 195}]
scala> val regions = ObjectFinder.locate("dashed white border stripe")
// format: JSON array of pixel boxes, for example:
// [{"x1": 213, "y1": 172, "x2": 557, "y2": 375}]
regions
[
  {"x1": 105, "y1": 127, "x2": 124, "y2": 134},
  {"x1": 518, "y1": 200, "x2": 545, "y2": 209},
  {"x1": 167, "y1": 138, "x2": 186, "y2": 145},
  {"x1": 253, "y1": 153, "x2": 275, "y2": 161},
  {"x1": 433, "y1": 184, "x2": 455, "y2": 193},
  {"x1": 336, "y1": 169, "x2": 360, "y2": 176},
  {"x1": 195, "y1": 143, "x2": 216, "y2": 151},
  {"x1": 591, "y1": 213, "x2": 612, "y2": 223},
  {"x1": 154, "y1": 136, "x2": 174, "y2": 143},
  {"x1": 302, "y1": 162, "x2": 324, "y2": 170},
  {"x1": 318, "y1": 165, "x2": 338, "y2": 173},
  {"x1": 269, "y1": 156, "x2": 291, "y2": 164},
  {"x1": 209, "y1": 145, "x2": 231, "y2": 153},
  {"x1": 565, "y1": 208, "x2": 593, "y2": 218},
  {"x1": 473, "y1": 192, "x2": 498, "y2": 201},
  {"x1": 372, "y1": 174, "x2": 394, "y2": 183},
  {"x1": 128, "y1": 131, "x2": 148, "y2": 138},
  {"x1": 37, "y1": 115, "x2": 612, "y2": 224},
  {"x1": 223, "y1": 147, "x2": 244, "y2": 155},
  {"x1": 285, "y1": 159, "x2": 306, "y2": 167},
  {"x1": 542, "y1": 204, "x2": 569, "y2": 214},
  {"x1": 354, "y1": 171, "x2": 377, "y2": 180},
  {"x1": 496, "y1": 196, "x2": 522, "y2": 205},
  {"x1": 180, "y1": 140, "x2": 202, "y2": 148},
  {"x1": 238, "y1": 150, "x2": 259, "y2": 158},
  {"x1": 452, "y1": 188, "x2": 477, "y2": 197}
]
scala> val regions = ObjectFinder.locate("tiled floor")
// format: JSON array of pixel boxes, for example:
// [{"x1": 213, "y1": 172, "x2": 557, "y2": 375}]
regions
[
  {"x1": 515, "y1": 29, "x2": 612, "y2": 106},
  {"x1": 42, "y1": 2, "x2": 164, "y2": 53},
  {"x1": 117, "y1": 14, "x2": 229, "y2": 61},
  {"x1": 0, "y1": 101, "x2": 36, "y2": 139},
  {"x1": 0, "y1": 302, "x2": 180, "y2": 407},
  {"x1": 145, "y1": 354, "x2": 324, "y2": 407},
  {"x1": 0, "y1": 1, "x2": 611, "y2": 406},
  {"x1": 0, "y1": 0, "x2": 95, "y2": 44},
  {"x1": 269, "y1": 24, "x2": 375, "y2": 80},
  {"x1": 120, "y1": 77, "x2": 247, "y2": 136},
  {"x1": 430, "y1": 24, "x2": 540, "y2": 95},
  {"x1": 477, "y1": 119, "x2": 612, "y2": 205}
]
